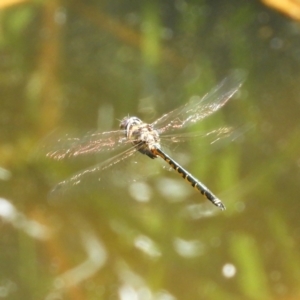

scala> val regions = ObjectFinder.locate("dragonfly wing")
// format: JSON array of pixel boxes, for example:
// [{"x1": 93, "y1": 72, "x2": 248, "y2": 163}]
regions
[
  {"x1": 153, "y1": 70, "x2": 246, "y2": 135},
  {"x1": 43, "y1": 129, "x2": 130, "y2": 160},
  {"x1": 49, "y1": 145, "x2": 138, "y2": 198},
  {"x1": 160, "y1": 126, "x2": 234, "y2": 144}
]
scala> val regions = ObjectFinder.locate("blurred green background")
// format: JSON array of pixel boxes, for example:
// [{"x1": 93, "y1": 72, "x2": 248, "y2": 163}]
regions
[{"x1": 1, "y1": 0, "x2": 300, "y2": 299}]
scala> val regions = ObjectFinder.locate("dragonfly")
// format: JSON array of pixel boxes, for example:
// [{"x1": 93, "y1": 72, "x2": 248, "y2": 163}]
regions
[{"x1": 46, "y1": 71, "x2": 245, "y2": 210}]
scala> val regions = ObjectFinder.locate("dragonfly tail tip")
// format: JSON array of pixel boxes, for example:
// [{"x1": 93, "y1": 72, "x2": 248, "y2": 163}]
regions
[{"x1": 216, "y1": 201, "x2": 226, "y2": 211}]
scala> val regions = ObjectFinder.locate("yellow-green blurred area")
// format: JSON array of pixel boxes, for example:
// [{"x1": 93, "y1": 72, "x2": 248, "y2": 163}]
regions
[{"x1": 1, "y1": 0, "x2": 300, "y2": 299}]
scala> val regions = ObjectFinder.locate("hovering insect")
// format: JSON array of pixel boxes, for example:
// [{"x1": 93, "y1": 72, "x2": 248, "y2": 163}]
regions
[{"x1": 47, "y1": 71, "x2": 245, "y2": 210}]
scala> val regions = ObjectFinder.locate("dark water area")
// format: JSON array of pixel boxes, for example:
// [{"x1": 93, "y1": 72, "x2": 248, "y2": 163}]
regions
[{"x1": 1, "y1": 1, "x2": 300, "y2": 299}]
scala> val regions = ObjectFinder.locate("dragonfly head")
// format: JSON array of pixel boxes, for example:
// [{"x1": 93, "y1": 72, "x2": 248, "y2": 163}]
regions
[{"x1": 120, "y1": 116, "x2": 143, "y2": 131}]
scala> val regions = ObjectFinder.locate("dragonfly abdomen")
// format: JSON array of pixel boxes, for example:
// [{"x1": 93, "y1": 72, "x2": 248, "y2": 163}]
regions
[{"x1": 153, "y1": 147, "x2": 226, "y2": 210}]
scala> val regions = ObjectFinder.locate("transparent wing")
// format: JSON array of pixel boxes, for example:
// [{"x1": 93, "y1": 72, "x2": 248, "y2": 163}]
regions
[
  {"x1": 160, "y1": 126, "x2": 234, "y2": 144},
  {"x1": 153, "y1": 70, "x2": 246, "y2": 135},
  {"x1": 50, "y1": 144, "x2": 138, "y2": 198},
  {"x1": 44, "y1": 129, "x2": 130, "y2": 160}
]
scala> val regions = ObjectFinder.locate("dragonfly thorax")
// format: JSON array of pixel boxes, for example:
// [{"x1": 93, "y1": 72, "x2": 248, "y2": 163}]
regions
[{"x1": 120, "y1": 116, "x2": 161, "y2": 159}]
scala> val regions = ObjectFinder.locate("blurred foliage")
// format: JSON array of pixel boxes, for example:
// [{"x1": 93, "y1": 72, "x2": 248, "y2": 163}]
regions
[{"x1": 1, "y1": 0, "x2": 300, "y2": 299}]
